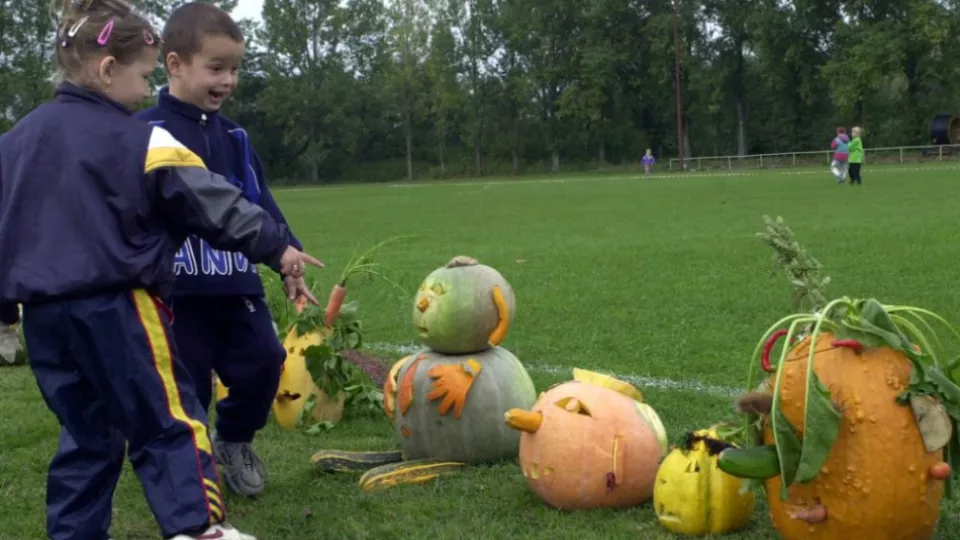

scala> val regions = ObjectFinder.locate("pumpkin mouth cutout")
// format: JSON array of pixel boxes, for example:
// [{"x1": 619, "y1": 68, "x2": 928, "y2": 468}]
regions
[
  {"x1": 522, "y1": 461, "x2": 555, "y2": 479},
  {"x1": 555, "y1": 397, "x2": 592, "y2": 416}
]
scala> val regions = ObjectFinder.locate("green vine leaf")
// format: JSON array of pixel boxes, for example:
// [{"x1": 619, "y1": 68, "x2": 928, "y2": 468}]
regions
[{"x1": 794, "y1": 372, "x2": 842, "y2": 483}]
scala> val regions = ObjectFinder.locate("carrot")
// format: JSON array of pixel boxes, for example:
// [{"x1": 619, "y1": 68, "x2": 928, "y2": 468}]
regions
[
  {"x1": 295, "y1": 294, "x2": 307, "y2": 314},
  {"x1": 324, "y1": 283, "x2": 348, "y2": 327},
  {"x1": 930, "y1": 461, "x2": 952, "y2": 480}
]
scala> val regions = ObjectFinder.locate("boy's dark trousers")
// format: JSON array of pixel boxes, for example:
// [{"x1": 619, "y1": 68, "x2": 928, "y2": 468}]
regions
[
  {"x1": 849, "y1": 163, "x2": 862, "y2": 184},
  {"x1": 22, "y1": 290, "x2": 225, "y2": 540},
  {"x1": 172, "y1": 295, "x2": 286, "y2": 443},
  {"x1": 0, "y1": 302, "x2": 18, "y2": 324}
]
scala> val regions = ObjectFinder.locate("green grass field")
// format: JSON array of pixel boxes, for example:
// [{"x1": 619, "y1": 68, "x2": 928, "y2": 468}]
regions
[{"x1": 5, "y1": 164, "x2": 960, "y2": 539}]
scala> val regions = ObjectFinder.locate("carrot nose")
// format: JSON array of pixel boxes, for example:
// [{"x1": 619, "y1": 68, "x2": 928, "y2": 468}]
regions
[{"x1": 417, "y1": 297, "x2": 430, "y2": 312}]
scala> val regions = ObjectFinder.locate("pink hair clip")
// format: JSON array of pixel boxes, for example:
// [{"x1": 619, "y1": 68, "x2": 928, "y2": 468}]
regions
[{"x1": 97, "y1": 18, "x2": 114, "y2": 46}]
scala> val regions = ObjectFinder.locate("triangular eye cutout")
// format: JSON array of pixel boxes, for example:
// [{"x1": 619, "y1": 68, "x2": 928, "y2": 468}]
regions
[{"x1": 554, "y1": 396, "x2": 592, "y2": 417}]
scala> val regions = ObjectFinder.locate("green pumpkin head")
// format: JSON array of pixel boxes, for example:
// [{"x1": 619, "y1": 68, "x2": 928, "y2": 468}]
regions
[{"x1": 412, "y1": 255, "x2": 516, "y2": 355}]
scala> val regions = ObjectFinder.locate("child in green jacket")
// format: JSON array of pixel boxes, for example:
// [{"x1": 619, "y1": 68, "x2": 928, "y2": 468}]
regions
[{"x1": 848, "y1": 126, "x2": 864, "y2": 185}]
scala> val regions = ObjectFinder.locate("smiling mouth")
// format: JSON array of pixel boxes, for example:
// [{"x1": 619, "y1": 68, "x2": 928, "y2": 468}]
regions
[
  {"x1": 416, "y1": 325, "x2": 428, "y2": 336},
  {"x1": 208, "y1": 90, "x2": 227, "y2": 102}
]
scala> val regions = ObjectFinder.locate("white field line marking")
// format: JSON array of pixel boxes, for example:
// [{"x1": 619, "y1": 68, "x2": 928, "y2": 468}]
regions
[
  {"x1": 366, "y1": 341, "x2": 742, "y2": 399},
  {"x1": 277, "y1": 164, "x2": 960, "y2": 193}
]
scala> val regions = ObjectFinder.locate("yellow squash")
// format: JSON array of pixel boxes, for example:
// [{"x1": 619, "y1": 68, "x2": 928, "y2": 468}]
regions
[{"x1": 654, "y1": 428, "x2": 756, "y2": 536}]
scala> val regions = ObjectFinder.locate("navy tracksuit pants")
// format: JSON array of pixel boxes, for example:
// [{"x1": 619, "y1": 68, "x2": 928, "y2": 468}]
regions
[
  {"x1": 0, "y1": 302, "x2": 18, "y2": 324},
  {"x1": 171, "y1": 295, "x2": 286, "y2": 443},
  {"x1": 22, "y1": 290, "x2": 225, "y2": 540}
]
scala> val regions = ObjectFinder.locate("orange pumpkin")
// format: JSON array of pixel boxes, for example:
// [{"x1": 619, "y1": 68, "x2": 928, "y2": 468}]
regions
[
  {"x1": 505, "y1": 380, "x2": 662, "y2": 510},
  {"x1": 763, "y1": 332, "x2": 944, "y2": 540}
]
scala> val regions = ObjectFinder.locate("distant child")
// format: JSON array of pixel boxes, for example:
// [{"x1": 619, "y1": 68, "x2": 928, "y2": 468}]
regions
[
  {"x1": 0, "y1": 2, "x2": 322, "y2": 540},
  {"x1": 136, "y1": 2, "x2": 318, "y2": 498},
  {"x1": 830, "y1": 127, "x2": 850, "y2": 184},
  {"x1": 642, "y1": 148, "x2": 656, "y2": 176},
  {"x1": 848, "y1": 126, "x2": 864, "y2": 185}
]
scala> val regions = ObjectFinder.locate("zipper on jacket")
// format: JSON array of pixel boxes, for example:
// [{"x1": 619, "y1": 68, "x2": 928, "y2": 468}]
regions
[{"x1": 199, "y1": 113, "x2": 211, "y2": 158}]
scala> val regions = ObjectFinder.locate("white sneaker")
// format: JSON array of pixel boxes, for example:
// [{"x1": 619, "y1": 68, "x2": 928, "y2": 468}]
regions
[{"x1": 169, "y1": 523, "x2": 257, "y2": 540}]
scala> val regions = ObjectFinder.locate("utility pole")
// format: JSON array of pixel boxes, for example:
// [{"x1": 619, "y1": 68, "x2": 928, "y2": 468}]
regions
[{"x1": 673, "y1": 5, "x2": 685, "y2": 172}]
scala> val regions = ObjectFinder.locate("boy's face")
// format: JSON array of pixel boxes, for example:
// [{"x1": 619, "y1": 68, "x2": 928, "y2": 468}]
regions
[{"x1": 167, "y1": 34, "x2": 245, "y2": 112}]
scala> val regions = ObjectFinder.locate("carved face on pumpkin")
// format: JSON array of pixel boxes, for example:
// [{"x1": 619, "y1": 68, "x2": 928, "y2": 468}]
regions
[
  {"x1": 412, "y1": 255, "x2": 516, "y2": 355},
  {"x1": 505, "y1": 380, "x2": 662, "y2": 510},
  {"x1": 653, "y1": 428, "x2": 755, "y2": 536}
]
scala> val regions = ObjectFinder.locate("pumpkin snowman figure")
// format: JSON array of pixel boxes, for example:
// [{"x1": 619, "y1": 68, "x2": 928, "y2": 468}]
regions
[{"x1": 311, "y1": 256, "x2": 538, "y2": 491}]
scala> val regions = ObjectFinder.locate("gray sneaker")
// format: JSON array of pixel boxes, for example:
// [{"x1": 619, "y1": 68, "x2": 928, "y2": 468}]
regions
[
  {"x1": 213, "y1": 435, "x2": 267, "y2": 497},
  {"x1": 0, "y1": 323, "x2": 22, "y2": 366}
]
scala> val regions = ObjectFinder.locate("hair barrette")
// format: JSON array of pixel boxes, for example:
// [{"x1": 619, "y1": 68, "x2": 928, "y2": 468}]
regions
[
  {"x1": 97, "y1": 18, "x2": 114, "y2": 46},
  {"x1": 67, "y1": 15, "x2": 88, "y2": 38}
]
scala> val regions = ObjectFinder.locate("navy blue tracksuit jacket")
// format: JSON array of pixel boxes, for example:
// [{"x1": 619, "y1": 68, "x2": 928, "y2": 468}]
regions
[
  {"x1": 0, "y1": 82, "x2": 293, "y2": 539},
  {"x1": 137, "y1": 88, "x2": 296, "y2": 442}
]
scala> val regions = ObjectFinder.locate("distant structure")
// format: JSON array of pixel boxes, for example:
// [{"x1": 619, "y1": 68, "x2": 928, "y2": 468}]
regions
[{"x1": 929, "y1": 114, "x2": 960, "y2": 145}]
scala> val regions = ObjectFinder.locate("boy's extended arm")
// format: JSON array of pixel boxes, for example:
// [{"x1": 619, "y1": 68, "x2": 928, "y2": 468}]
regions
[
  {"x1": 143, "y1": 127, "x2": 291, "y2": 273},
  {"x1": 251, "y1": 149, "x2": 303, "y2": 251}
]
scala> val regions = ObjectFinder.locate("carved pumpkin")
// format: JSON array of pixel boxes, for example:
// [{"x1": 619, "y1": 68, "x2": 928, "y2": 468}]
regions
[
  {"x1": 412, "y1": 255, "x2": 515, "y2": 355},
  {"x1": 505, "y1": 379, "x2": 662, "y2": 510},
  {"x1": 216, "y1": 326, "x2": 345, "y2": 429},
  {"x1": 762, "y1": 332, "x2": 944, "y2": 540},
  {"x1": 653, "y1": 428, "x2": 756, "y2": 536},
  {"x1": 388, "y1": 346, "x2": 536, "y2": 464}
]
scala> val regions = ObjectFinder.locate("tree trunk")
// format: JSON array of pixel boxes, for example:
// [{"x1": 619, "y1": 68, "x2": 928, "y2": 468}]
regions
[
  {"x1": 405, "y1": 109, "x2": 413, "y2": 181},
  {"x1": 597, "y1": 129, "x2": 606, "y2": 166},
  {"x1": 736, "y1": 99, "x2": 747, "y2": 156},
  {"x1": 474, "y1": 131, "x2": 483, "y2": 176},
  {"x1": 551, "y1": 148, "x2": 560, "y2": 172},
  {"x1": 511, "y1": 115, "x2": 520, "y2": 174},
  {"x1": 438, "y1": 136, "x2": 446, "y2": 174}
]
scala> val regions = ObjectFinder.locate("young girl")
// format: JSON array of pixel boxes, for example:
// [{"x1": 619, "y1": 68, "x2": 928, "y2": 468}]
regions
[
  {"x1": 642, "y1": 148, "x2": 656, "y2": 176},
  {"x1": 830, "y1": 127, "x2": 850, "y2": 183},
  {"x1": 0, "y1": 1, "x2": 322, "y2": 539},
  {"x1": 848, "y1": 126, "x2": 864, "y2": 185}
]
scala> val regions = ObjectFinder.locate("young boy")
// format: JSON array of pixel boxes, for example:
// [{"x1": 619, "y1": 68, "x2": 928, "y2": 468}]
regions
[
  {"x1": 642, "y1": 149, "x2": 656, "y2": 176},
  {"x1": 830, "y1": 127, "x2": 850, "y2": 184},
  {"x1": 137, "y1": 2, "x2": 316, "y2": 498},
  {"x1": 848, "y1": 126, "x2": 864, "y2": 185}
]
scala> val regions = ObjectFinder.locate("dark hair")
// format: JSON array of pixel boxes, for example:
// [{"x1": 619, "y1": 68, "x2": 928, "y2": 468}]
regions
[
  {"x1": 54, "y1": 0, "x2": 161, "y2": 83},
  {"x1": 161, "y1": 2, "x2": 244, "y2": 66},
  {"x1": 836, "y1": 127, "x2": 846, "y2": 134}
]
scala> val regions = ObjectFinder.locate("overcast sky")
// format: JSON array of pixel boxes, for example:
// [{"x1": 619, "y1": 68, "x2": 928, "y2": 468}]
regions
[{"x1": 233, "y1": 0, "x2": 263, "y2": 21}]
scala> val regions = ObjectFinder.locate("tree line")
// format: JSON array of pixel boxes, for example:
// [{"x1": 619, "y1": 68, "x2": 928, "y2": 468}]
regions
[{"x1": 2, "y1": 0, "x2": 958, "y2": 184}]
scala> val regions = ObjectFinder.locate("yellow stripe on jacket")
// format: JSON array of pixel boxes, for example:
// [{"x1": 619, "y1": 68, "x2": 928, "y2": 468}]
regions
[
  {"x1": 144, "y1": 126, "x2": 207, "y2": 173},
  {"x1": 130, "y1": 289, "x2": 213, "y2": 456}
]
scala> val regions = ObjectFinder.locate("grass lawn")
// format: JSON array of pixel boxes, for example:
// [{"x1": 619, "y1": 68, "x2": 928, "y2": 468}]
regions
[{"x1": 5, "y1": 164, "x2": 960, "y2": 539}]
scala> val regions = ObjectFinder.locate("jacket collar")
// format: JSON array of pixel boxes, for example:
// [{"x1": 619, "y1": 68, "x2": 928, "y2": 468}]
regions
[
  {"x1": 55, "y1": 81, "x2": 131, "y2": 116},
  {"x1": 156, "y1": 86, "x2": 220, "y2": 124}
]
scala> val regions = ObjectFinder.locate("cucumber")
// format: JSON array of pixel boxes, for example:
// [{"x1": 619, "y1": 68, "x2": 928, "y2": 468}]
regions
[
  {"x1": 310, "y1": 450, "x2": 404, "y2": 473},
  {"x1": 358, "y1": 458, "x2": 465, "y2": 492},
  {"x1": 717, "y1": 444, "x2": 781, "y2": 479}
]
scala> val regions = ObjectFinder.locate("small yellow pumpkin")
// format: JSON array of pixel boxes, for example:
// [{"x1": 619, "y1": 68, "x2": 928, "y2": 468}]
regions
[
  {"x1": 654, "y1": 428, "x2": 756, "y2": 536},
  {"x1": 217, "y1": 326, "x2": 345, "y2": 429}
]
